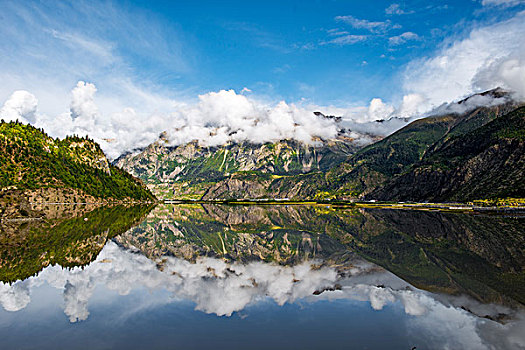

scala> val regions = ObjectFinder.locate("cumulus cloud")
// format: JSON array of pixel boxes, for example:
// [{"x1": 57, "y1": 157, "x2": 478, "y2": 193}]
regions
[
  {"x1": 0, "y1": 91, "x2": 38, "y2": 124},
  {"x1": 0, "y1": 281, "x2": 31, "y2": 312},
  {"x1": 28, "y1": 81, "x2": 180, "y2": 159},
  {"x1": 0, "y1": 82, "x2": 351, "y2": 158},
  {"x1": 403, "y1": 11, "x2": 525, "y2": 108},
  {"x1": 167, "y1": 90, "x2": 340, "y2": 147}
]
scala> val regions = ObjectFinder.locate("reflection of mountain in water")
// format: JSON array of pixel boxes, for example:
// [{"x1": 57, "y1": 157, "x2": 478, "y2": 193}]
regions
[
  {"x1": 1, "y1": 202, "x2": 524, "y2": 312},
  {"x1": 116, "y1": 204, "x2": 525, "y2": 306},
  {"x1": 1, "y1": 241, "x2": 524, "y2": 350},
  {"x1": 1, "y1": 203, "x2": 525, "y2": 349},
  {"x1": 0, "y1": 204, "x2": 154, "y2": 282}
]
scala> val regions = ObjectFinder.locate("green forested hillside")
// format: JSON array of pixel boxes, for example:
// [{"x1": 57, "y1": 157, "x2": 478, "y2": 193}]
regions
[
  {"x1": 371, "y1": 106, "x2": 525, "y2": 202},
  {"x1": 0, "y1": 121, "x2": 155, "y2": 201}
]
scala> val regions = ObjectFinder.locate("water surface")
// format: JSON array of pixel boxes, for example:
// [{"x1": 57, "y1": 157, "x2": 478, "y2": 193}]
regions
[{"x1": 1, "y1": 204, "x2": 524, "y2": 349}]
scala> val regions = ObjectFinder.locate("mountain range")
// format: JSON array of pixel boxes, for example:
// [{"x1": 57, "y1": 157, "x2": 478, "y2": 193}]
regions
[
  {"x1": 1, "y1": 89, "x2": 523, "y2": 206},
  {"x1": 116, "y1": 89, "x2": 525, "y2": 203}
]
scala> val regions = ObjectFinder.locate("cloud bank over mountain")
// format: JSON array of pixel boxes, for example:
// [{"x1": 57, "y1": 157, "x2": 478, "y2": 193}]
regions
[
  {"x1": 1, "y1": 9, "x2": 524, "y2": 158},
  {"x1": 403, "y1": 10, "x2": 525, "y2": 106}
]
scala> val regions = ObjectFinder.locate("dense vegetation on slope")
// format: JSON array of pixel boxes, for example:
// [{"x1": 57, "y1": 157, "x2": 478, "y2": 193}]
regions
[
  {"x1": 371, "y1": 106, "x2": 525, "y2": 202},
  {"x1": 0, "y1": 121, "x2": 155, "y2": 201},
  {"x1": 322, "y1": 97, "x2": 520, "y2": 199}
]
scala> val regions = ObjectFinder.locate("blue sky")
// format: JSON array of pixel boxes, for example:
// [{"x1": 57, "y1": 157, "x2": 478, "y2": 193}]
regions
[
  {"x1": 144, "y1": 0, "x2": 482, "y2": 103},
  {"x1": 1, "y1": 0, "x2": 523, "y2": 106},
  {"x1": 1, "y1": 0, "x2": 525, "y2": 156}
]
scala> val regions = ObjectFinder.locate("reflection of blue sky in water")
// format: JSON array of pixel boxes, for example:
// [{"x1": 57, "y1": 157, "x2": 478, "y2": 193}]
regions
[{"x1": 1, "y1": 242, "x2": 524, "y2": 350}]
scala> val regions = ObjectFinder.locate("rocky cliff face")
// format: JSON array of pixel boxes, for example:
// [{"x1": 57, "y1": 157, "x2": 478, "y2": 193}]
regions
[
  {"x1": 115, "y1": 137, "x2": 359, "y2": 199},
  {"x1": 201, "y1": 94, "x2": 524, "y2": 201}
]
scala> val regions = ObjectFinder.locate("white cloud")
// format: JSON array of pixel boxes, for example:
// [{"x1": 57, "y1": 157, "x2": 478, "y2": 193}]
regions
[
  {"x1": 0, "y1": 83, "x2": 344, "y2": 158},
  {"x1": 389, "y1": 32, "x2": 421, "y2": 46},
  {"x1": 323, "y1": 35, "x2": 368, "y2": 46},
  {"x1": 403, "y1": 11, "x2": 525, "y2": 108},
  {"x1": 0, "y1": 0, "x2": 190, "y2": 125},
  {"x1": 1, "y1": 241, "x2": 523, "y2": 350},
  {"x1": 0, "y1": 281, "x2": 31, "y2": 312},
  {"x1": 398, "y1": 93, "x2": 428, "y2": 116},
  {"x1": 335, "y1": 15, "x2": 393, "y2": 33},
  {"x1": 481, "y1": 0, "x2": 525, "y2": 7},
  {"x1": 475, "y1": 57, "x2": 525, "y2": 98},
  {"x1": 367, "y1": 98, "x2": 395, "y2": 121},
  {"x1": 0, "y1": 91, "x2": 38, "y2": 124},
  {"x1": 385, "y1": 3, "x2": 414, "y2": 15},
  {"x1": 167, "y1": 89, "x2": 339, "y2": 147}
]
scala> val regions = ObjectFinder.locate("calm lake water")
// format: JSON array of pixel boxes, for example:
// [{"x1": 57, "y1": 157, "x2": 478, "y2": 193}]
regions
[{"x1": 1, "y1": 204, "x2": 524, "y2": 350}]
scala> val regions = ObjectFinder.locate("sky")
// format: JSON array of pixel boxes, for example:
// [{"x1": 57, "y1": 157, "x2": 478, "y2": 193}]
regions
[{"x1": 1, "y1": 0, "x2": 525, "y2": 157}]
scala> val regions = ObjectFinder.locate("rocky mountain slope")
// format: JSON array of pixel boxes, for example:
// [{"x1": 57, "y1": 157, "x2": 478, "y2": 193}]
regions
[
  {"x1": 115, "y1": 136, "x2": 360, "y2": 199},
  {"x1": 114, "y1": 89, "x2": 524, "y2": 203},
  {"x1": 0, "y1": 121, "x2": 155, "y2": 216},
  {"x1": 201, "y1": 90, "x2": 524, "y2": 201},
  {"x1": 370, "y1": 105, "x2": 525, "y2": 202}
]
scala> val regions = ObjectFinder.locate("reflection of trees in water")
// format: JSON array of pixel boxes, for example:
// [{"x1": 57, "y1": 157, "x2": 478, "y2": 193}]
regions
[
  {"x1": 2, "y1": 203, "x2": 524, "y2": 307},
  {"x1": 0, "y1": 204, "x2": 154, "y2": 282}
]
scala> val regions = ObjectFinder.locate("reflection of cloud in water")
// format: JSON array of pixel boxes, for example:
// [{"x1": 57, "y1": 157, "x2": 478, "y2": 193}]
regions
[
  {"x1": 0, "y1": 242, "x2": 524, "y2": 349},
  {"x1": 0, "y1": 280, "x2": 31, "y2": 312}
]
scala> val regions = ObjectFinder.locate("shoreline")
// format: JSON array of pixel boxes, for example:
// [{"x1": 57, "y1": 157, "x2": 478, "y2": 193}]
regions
[
  {"x1": 2, "y1": 199, "x2": 524, "y2": 222},
  {"x1": 163, "y1": 199, "x2": 525, "y2": 214}
]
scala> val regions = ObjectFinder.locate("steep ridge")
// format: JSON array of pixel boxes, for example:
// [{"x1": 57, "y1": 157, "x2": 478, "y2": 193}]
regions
[
  {"x1": 321, "y1": 92, "x2": 521, "y2": 199},
  {"x1": 370, "y1": 105, "x2": 525, "y2": 202},
  {"x1": 0, "y1": 121, "x2": 155, "y2": 216},
  {"x1": 203, "y1": 91, "x2": 523, "y2": 201}
]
